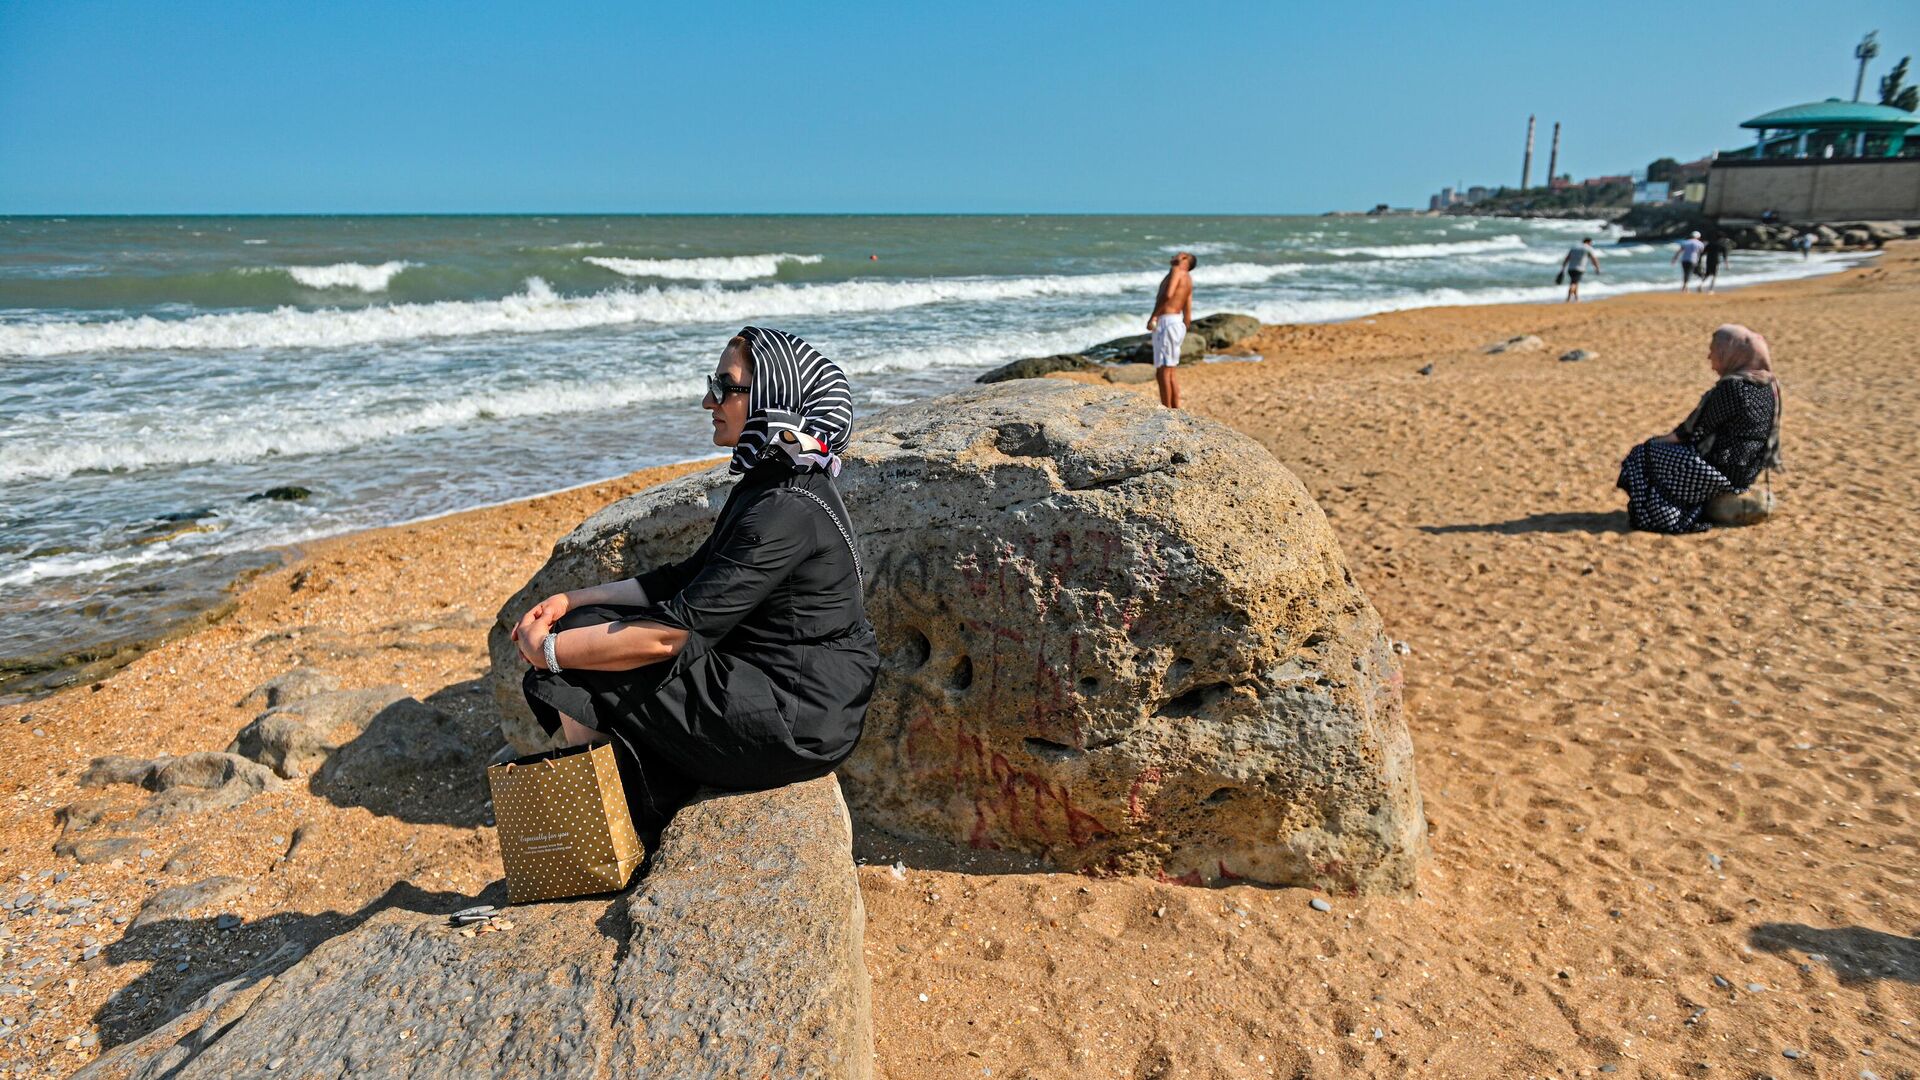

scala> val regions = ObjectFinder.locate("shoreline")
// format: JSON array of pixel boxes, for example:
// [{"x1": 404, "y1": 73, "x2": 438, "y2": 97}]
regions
[
  {"x1": 0, "y1": 244, "x2": 1867, "y2": 701},
  {"x1": 2, "y1": 243, "x2": 1914, "y2": 1075}
]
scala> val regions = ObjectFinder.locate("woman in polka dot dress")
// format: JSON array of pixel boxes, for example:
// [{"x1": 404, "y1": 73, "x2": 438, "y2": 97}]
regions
[
  {"x1": 510, "y1": 327, "x2": 879, "y2": 834},
  {"x1": 1617, "y1": 324, "x2": 1782, "y2": 534}
]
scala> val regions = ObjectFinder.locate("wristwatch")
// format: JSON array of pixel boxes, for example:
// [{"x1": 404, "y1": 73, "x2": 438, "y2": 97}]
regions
[{"x1": 542, "y1": 631, "x2": 562, "y2": 674}]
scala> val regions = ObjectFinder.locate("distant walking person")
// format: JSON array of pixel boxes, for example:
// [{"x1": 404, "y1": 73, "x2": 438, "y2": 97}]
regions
[
  {"x1": 1796, "y1": 232, "x2": 1815, "y2": 260},
  {"x1": 1699, "y1": 235, "x2": 1731, "y2": 293},
  {"x1": 1561, "y1": 237, "x2": 1601, "y2": 302},
  {"x1": 1673, "y1": 231, "x2": 1707, "y2": 292},
  {"x1": 1147, "y1": 252, "x2": 1195, "y2": 409}
]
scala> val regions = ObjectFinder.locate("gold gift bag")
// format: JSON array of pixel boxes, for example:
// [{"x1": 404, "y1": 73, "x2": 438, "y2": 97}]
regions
[{"x1": 486, "y1": 743, "x2": 644, "y2": 904}]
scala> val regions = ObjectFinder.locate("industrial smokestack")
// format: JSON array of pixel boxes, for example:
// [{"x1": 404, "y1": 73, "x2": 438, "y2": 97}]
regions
[
  {"x1": 1522, "y1": 115, "x2": 1536, "y2": 190},
  {"x1": 1547, "y1": 122, "x2": 1560, "y2": 187}
]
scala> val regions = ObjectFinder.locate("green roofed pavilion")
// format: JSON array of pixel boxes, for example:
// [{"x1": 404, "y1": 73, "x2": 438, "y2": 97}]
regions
[{"x1": 1734, "y1": 99, "x2": 1919, "y2": 159}]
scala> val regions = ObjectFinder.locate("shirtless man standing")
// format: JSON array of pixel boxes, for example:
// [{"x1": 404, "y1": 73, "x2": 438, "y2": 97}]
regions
[{"x1": 1147, "y1": 252, "x2": 1195, "y2": 409}]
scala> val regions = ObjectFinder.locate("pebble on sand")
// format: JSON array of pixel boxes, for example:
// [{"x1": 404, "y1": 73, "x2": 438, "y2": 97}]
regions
[{"x1": 1308, "y1": 898, "x2": 1332, "y2": 913}]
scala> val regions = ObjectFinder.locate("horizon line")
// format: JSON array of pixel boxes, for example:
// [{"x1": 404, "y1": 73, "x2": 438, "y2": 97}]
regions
[{"x1": 0, "y1": 208, "x2": 1360, "y2": 219}]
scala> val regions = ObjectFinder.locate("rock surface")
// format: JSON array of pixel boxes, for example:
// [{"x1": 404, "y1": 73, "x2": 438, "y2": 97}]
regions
[
  {"x1": 1189, "y1": 312, "x2": 1261, "y2": 351},
  {"x1": 975, "y1": 353, "x2": 1100, "y2": 384},
  {"x1": 227, "y1": 688, "x2": 465, "y2": 798},
  {"x1": 490, "y1": 381, "x2": 1425, "y2": 892},
  {"x1": 1085, "y1": 329, "x2": 1203, "y2": 365},
  {"x1": 75, "y1": 775, "x2": 871, "y2": 1079}
]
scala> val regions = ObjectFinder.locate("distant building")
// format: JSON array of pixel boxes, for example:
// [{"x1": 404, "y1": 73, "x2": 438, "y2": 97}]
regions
[
  {"x1": 1466, "y1": 185, "x2": 1489, "y2": 203},
  {"x1": 1632, "y1": 179, "x2": 1672, "y2": 204},
  {"x1": 1705, "y1": 99, "x2": 1920, "y2": 220},
  {"x1": 1729, "y1": 100, "x2": 1918, "y2": 160},
  {"x1": 1681, "y1": 180, "x2": 1707, "y2": 204},
  {"x1": 1428, "y1": 194, "x2": 1442, "y2": 211},
  {"x1": 1548, "y1": 175, "x2": 1572, "y2": 190},
  {"x1": 1439, "y1": 186, "x2": 1456, "y2": 207},
  {"x1": 1583, "y1": 174, "x2": 1631, "y2": 189}
]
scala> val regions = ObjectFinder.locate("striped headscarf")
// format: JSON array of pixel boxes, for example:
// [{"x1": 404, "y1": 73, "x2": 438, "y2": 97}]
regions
[{"x1": 729, "y1": 326, "x2": 855, "y2": 476}]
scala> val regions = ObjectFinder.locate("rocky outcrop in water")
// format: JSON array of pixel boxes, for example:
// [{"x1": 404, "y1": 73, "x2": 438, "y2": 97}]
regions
[
  {"x1": 491, "y1": 382, "x2": 1425, "y2": 893},
  {"x1": 976, "y1": 353, "x2": 1099, "y2": 384}
]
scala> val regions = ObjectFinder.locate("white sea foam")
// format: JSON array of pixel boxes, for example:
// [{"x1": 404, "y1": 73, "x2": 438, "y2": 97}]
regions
[
  {"x1": 280, "y1": 261, "x2": 414, "y2": 291},
  {"x1": 0, "y1": 263, "x2": 1299, "y2": 357},
  {"x1": 0, "y1": 374, "x2": 699, "y2": 483},
  {"x1": 242, "y1": 239, "x2": 269, "y2": 245},
  {"x1": 1324, "y1": 235, "x2": 1528, "y2": 259},
  {"x1": 1157, "y1": 242, "x2": 1239, "y2": 256},
  {"x1": 585, "y1": 253, "x2": 824, "y2": 281}
]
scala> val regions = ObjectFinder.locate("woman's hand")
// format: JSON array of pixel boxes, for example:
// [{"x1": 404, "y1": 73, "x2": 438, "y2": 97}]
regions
[
  {"x1": 515, "y1": 621, "x2": 548, "y2": 667},
  {"x1": 510, "y1": 592, "x2": 571, "y2": 663}
]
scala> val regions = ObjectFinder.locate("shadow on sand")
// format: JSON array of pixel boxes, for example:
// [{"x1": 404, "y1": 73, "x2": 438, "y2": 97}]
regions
[
  {"x1": 91, "y1": 880, "x2": 508, "y2": 1049},
  {"x1": 1418, "y1": 510, "x2": 1630, "y2": 536},
  {"x1": 1749, "y1": 922, "x2": 1920, "y2": 986}
]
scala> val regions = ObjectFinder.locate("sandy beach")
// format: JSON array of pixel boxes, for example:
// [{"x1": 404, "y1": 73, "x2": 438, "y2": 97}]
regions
[{"x1": 2, "y1": 245, "x2": 1916, "y2": 1077}]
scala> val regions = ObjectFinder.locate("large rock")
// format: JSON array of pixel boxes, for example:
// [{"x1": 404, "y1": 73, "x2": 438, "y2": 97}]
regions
[
  {"x1": 976, "y1": 353, "x2": 1098, "y2": 384},
  {"x1": 1084, "y1": 328, "x2": 1203, "y2": 365},
  {"x1": 76, "y1": 775, "x2": 870, "y2": 1079},
  {"x1": 227, "y1": 688, "x2": 464, "y2": 791},
  {"x1": 1189, "y1": 312, "x2": 1261, "y2": 351},
  {"x1": 490, "y1": 382, "x2": 1424, "y2": 893}
]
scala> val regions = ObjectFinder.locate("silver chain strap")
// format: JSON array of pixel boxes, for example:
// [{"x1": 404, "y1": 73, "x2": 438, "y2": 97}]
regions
[{"x1": 790, "y1": 486, "x2": 863, "y2": 586}]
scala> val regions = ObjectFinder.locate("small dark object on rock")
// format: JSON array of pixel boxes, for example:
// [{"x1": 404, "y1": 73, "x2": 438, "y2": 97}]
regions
[
  {"x1": 1711, "y1": 974, "x2": 1730, "y2": 989},
  {"x1": 1558, "y1": 349, "x2": 1596, "y2": 363},
  {"x1": 249, "y1": 486, "x2": 313, "y2": 503},
  {"x1": 1417, "y1": 364, "x2": 1434, "y2": 376},
  {"x1": 1781, "y1": 1048, "x2": 1801, "y2": 1059},
  {"x1": 1484, "y1": 334, "x2": 1545, "y2": 355},
  {"x1": 1308, "y1": 898, "x2": 1331, "y2": 913},
  {"x1": 215, "y1": 913, "x2": 242, "y2": 931},
  {"x1": 1599, "y1": 1065, "x2": 1617, "y2": 1074}
]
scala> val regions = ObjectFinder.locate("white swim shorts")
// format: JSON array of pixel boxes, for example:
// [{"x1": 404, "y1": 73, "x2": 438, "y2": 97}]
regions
[{"x1": 1152, "y1": 317, "x2": 1186, "y2": 368}]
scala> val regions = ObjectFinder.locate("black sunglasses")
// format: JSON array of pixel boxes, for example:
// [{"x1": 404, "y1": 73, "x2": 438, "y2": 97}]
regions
[{"x1": 705, "y1": 373, "x2": 751, "y2": 401}]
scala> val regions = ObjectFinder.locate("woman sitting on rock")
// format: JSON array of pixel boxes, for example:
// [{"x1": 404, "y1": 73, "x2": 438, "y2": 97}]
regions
[
  {"x1": 1617, "y1": 324, "x2": 1782, "y2": 533},
  {"x1": 509, "y1": 327, "x2": 879, "y2": 832}
]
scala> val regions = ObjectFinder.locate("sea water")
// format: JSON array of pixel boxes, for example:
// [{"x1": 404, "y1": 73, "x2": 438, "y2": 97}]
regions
[{"x1": 0, "y1": 214, "x2": 1854, "y2": 686}]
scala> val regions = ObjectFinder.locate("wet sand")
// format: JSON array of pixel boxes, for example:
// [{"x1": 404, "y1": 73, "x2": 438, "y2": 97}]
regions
[{"x1": 1, "y1": 247, "x2": 1916, "y2": 1077}]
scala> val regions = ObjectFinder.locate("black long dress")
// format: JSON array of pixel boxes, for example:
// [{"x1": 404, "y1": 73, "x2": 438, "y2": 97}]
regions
[
  {"x1": 1617, "y1": 376, "x2": 1779, "y2": 533},
  {"x1": 521, "y1": 456, "x2": 879, "y2": 831}
]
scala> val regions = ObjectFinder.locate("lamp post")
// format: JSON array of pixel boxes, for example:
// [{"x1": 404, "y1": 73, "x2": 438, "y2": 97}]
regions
[{"x1": 1853, "y1": 31, "x2": 1879, "y2": 102}]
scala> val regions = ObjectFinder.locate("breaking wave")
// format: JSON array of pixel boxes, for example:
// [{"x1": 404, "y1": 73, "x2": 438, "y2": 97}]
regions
[
  {"x1": 585, "y1": 253, "x2": 824, "y2": 281},
  {"x1": 275, "y1": 261, "x2": 414, "y2": 291},
  {"x1": 1323, "y1": 235, "x2": 1528, "y2": 259},
  {"x1": 0, "y1": 263, "x2": 1300, "y2": 356}
]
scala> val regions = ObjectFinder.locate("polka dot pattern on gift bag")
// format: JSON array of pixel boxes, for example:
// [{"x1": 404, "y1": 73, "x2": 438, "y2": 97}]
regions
[{"x1": 486, "y1": 743, "x2": 644, "y2": 905}]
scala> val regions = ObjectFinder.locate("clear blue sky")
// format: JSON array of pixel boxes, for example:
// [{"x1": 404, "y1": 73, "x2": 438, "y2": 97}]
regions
[{"x1": 2, "y1": 1, "x2": 1916, "y2": 214}]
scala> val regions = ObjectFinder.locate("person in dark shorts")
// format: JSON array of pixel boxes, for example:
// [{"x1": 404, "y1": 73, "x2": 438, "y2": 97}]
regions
[
  {"x1": 1699, "y1": 235, "x2": 1732, "y2": 293},
  {"x1": 510, "y1": 326, "x2": 880, "y2": 835},
  {"x1": 1561, "y1": 237, "x2": 1600, "y2": 302}
]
